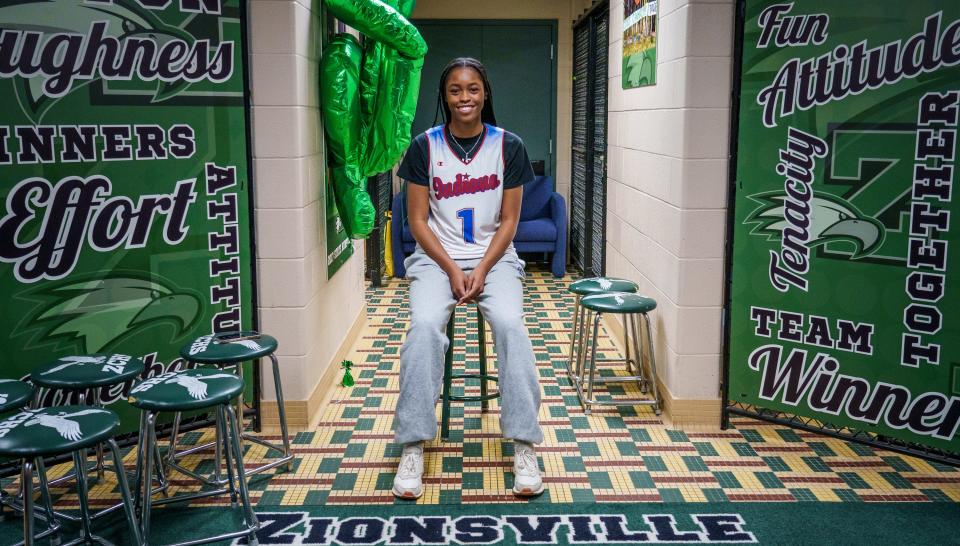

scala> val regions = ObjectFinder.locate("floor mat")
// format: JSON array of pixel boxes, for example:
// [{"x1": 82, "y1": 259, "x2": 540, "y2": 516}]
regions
[{"x1": 3, "y1": 501, "x2": 958, "y2": 545}]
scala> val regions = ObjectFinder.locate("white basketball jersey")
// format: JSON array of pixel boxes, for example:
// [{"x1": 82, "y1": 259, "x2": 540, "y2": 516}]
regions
[{"x1": 423, "y1": 124, "x2": 508, "y2": 259}]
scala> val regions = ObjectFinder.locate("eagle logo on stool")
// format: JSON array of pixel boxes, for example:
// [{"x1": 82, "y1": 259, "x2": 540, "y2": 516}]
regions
[
  {"x1": 40, "y1": 356, "x2": 107, "y2": 375},
  {"x1": 164, "y1": 374, "x2": 236, "y2": 400},
  {"x1": 227, "y1": 339, "x2": 263, "y2": 351},
  {"x1": 23, "y1": 409, "x2": 104, "y2": 441}
]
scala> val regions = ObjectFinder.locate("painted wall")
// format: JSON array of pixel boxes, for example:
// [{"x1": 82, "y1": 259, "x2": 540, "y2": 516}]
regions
[
  {"x1": 248, "y1": 0, "x2": 366, "y2": 412},
  {"x1": 411, "y1": 0, "x2": 595, "y2": 202},
  {"x1": 605, "y1": 0, "x2": 734, "y2": 406}
]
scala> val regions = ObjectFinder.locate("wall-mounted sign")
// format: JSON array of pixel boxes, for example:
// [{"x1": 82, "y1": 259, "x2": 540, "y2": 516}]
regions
[
  {"x1": 727, "y1": 0, "x2": 960, "y2": 460},
  {"x1": 0, "y1": 0, "x2": 255, "y2": 432},
  {"x1": 326, "y1": 167, "x2": 354, "y2": 278},
  {"x1": 623, "y1": 0, "x2": 658, "y2": 88}
]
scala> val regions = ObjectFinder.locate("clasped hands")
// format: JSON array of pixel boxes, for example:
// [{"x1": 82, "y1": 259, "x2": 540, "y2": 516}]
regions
[{"x1": 447, "y1": 265, "x2": 488, "y2": 305}]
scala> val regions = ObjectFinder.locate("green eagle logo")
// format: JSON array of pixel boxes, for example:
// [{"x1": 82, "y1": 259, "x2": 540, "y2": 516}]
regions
[
  {"x1": 745, "y1": 191, "x2": 885, "y2": 258},
  {"x1": 18, "y1": 277, "x2": 201, "y2": 353}
]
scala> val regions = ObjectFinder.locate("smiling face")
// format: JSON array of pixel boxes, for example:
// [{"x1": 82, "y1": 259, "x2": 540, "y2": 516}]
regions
[{"x1": 444, "y1": 66, "x2": 485, "y2": 130}]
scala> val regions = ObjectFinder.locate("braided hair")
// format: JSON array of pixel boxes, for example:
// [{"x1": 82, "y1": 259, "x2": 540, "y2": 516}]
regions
[{"x1": 433, "y1": 57, "x2": 497, "y2": 127}]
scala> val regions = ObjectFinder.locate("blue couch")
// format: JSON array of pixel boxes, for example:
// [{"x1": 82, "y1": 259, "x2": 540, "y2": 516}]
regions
[{"x1": 391, "y1": 175, "x2": 567, "y2": 278}]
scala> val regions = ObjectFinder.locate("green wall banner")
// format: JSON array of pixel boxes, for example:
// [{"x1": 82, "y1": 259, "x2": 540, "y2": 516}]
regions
[
  {"x1": 325, "y1": 166, "x2": 354, "y2": 278},
  {"x1": 727, "y1": 1, "x2": 960, "y2": 458},
  {"x1": 0, "y1": 0, "x2": 255, "y2": 432},
  {"x1": 622, "y1": 0, "x2": 657, "y2": 88}
]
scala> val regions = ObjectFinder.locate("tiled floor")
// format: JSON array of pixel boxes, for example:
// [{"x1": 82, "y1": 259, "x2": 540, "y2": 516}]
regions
[{"x1": 45, "y1": 269, "x2": 960, "y2": 509}]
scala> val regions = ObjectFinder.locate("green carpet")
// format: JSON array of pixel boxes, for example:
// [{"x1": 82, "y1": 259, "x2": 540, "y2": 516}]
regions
[{"x1": 2, "y1": 501, "x2": 958, "y2": 545}]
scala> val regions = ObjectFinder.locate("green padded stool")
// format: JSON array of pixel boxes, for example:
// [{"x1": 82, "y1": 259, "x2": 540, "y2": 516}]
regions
[
  {"x1": 440, "y1": 304, "x2": 499, "y2": 442},
  {"x1": 567, "y1": 278, "x2": 639, "y2": 381},
  {"x1": 169, "y1": 331, "x2": 292, "y2": 482},
  {"x1": 128, "y1": 368, "x2": 257, "y2": 546},
  {"x1": 27, "y1": 353, "x2": 166, "y2": 527},
  {"x1": 0, "y1": 380, "x2": 35, "y2": 520},
  {"x1": 31, "y1": 353, "x2": 146, "y2": 482},
  {"x1": 575, "y1": 292, "x2": 661, "y2": 416},
  {"x1": 0, "y1": 406, "x2": 141, "y2": 546},
  {"x1": 0, "y1": 380, "x2": 34, "y2": 414}
]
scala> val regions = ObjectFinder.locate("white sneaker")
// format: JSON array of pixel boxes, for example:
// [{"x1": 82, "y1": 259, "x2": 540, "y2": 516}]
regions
[
  {"x1": 392, "y1": 442, "x2": 424, "y2": 499},
  {"x1": 512, "y1": 441, "x2": 544, "y2": 496}
]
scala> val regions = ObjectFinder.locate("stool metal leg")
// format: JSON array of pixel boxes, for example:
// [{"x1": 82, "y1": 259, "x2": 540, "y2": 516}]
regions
[
  {"x1": 140, "y1": 413, "x2": 156, "y2": 540},
  {"x1": 93, "y1": 390, "x2": 106, "y2": 481},
  {"x1": 269, "y1": 354, "x2": 292, "y2": 472},
  {"x1": 72, "y1": 451, "x2": 95, "y2": 543},
  {"x1": 226, "y1": 405, "x2": 259, "y2": 540},
  {"x1": 218, "y1": 407, "x2": 239, "y2": 506},
  {"x1": 106, "y1": 439, "x2": 143, "y2": 546},
  {"x1": 478, "y1": 311, "x2": 488, "y2": 412},
  {"x1": 575, "y1": 307, "x2": 593, "y2": 383},
  {"x1": 623, "y1": 314, "x2": 635, "y2": 378},
  {"x1": 638, "y1": 313, "x2": 662, "y2": 414},
  {"x1": 9, "y1": 459, "x2": 62, "y2": 545},
  {"x1": 21, "y1": 460, "x2": 32, "y2": 546},
  {"x1": 440, "y1": 314, "x2": 454, "y2": 442},
  {"x1": 630, "y1": 314, "x2": 648, "y2": 392},
  {"x1": 234, "y1": 362, "x2": 245, "y2": 434},
  {"x1": 584, "y1": 312, "x2": 602, "y2": 415},
  {"x1": 33, "y1": 459, "x2": 58, "y2": 539},
  {"x1": 166, "y1": 411, "x2": 182, "y2": 464},
  {"x1": 239, "y1": 355, "x2": 294, "y2": 474},
  {"x1": 213, "y1": 409, "x2": 224, "y2": 485},
  {"x1": 565, "y1": 295, "x2": 581, "y2": 379}
]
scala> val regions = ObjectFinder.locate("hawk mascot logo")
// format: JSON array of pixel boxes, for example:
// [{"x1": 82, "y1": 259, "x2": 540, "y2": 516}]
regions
[
  {"x1": 19, "y1": 277, "x2": 201, "y2": 354},
  {"x1": 745, "y1": 191, "x2": 885, "y2": 258}
]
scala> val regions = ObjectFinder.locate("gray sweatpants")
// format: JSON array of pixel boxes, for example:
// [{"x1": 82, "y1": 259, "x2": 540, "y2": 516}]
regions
[{"x1": 393, "y1": 248, "x2": 544, "y2": 445}]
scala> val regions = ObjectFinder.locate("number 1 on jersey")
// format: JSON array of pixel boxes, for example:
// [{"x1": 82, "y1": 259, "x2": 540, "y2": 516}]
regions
[{"x1": 456, "y1": 208, "x2": 475, "y2": 243}]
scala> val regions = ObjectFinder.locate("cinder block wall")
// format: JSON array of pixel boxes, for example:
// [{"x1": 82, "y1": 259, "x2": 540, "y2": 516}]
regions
[
  {"x1": 605, "y1": 0, "x2": 734, "y2": 424},
  {"x1": 248, "y1": 0, "x2": 366, "y2": 427}
]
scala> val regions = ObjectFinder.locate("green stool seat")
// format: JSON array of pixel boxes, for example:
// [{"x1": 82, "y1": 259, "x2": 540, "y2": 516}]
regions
[
  {"x1": 180, "y1": 331, "x2": 278, "y2": 363},
  {"x1": 0, "y1": 405, "x2": 143, "y2": 546},
  {"x1": 0, "y1": 379, "x2": 34, "y2": 413},
  {"x1": 128, "y1": 369, "x2": 244, "y2": 412},
  {"x1": 0, "y1": 406, "x2": 119, "y2": 458},
  {"x1": 581, "y1": 292, "x2": 657, "y2": 314},
  {"x1": 569, "y1": 277, "x2": 639, "y2": 296},
  {"x1": 31, "y1": 354, "x2": 145, "y2": 389},
  {"x1": 173, "y1": 329, "x2": 293, "y2": 478}
]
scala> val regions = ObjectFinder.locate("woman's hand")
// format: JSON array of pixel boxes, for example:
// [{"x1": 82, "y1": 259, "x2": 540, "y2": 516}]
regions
[
  {"x1": 460, "y1": 265, "x2": 488, "y2": 304},
  {"x1": 447, "y1": 266, "x2": 469, "y2": 301}
]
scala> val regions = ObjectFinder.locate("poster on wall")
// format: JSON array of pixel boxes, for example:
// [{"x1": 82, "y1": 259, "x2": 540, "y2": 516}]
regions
[
  {"x1": 326, "y1": 167, "x2": 354, "y2": 278},
  {"x1": 622, "y1": 0, "x2": 658, "y2": 88},
  {"x1": 727, "y1": 1, "x2": 960, "y2": 459},
  {"x1": 0, "y1": 0, "x2": 255, "y2": 433}
]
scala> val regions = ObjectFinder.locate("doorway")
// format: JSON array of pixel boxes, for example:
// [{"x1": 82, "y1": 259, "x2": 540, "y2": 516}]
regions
[{"x1": 410, "y1": 20, "x2": 557, "y2": 179}]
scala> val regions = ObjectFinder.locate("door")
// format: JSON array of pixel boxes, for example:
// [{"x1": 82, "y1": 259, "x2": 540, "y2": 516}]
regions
[{"x1": 410, "y1": 21, "x2": 557, "y2": 179}]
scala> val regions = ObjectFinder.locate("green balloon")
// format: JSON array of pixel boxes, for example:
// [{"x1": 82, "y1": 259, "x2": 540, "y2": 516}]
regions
[
  {"x1": 320, "y1": 33, "x2": 362, "y2": 176},
  {"x1": 360, "y1": 42, "x2": 384, "y2": 120},
  {"x1": 331, "y1": 166, "x2": 376, "y2": 238},
  {"x1": 320, "y1": 0, "x2": 424, "y2": 239},
  {"x1": 360, "y1": 50, "x2": 423, "y2": 176},
  {"x1": 324, "y1": 0, "x2": 426, "y2": 59}
]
